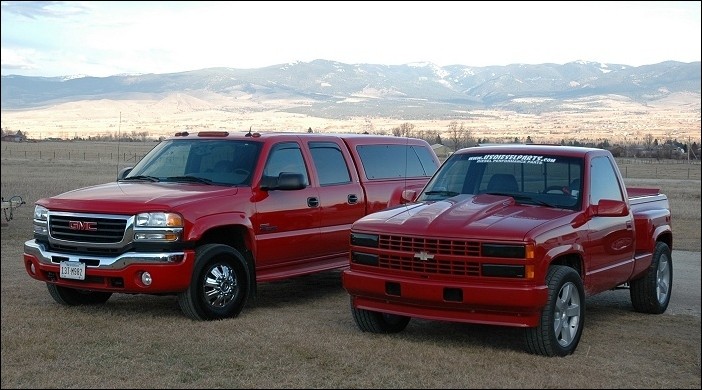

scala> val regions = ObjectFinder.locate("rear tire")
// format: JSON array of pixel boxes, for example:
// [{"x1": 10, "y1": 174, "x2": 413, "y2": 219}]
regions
[
  {"x1": 350, "y1": 298, "x2": 410, "y2": 333},
  {"x1": 525, "y1": 265, "x2": 584, "y2": 357},
  {"x1": 630, "y1": 242, "x2": 672, "y2": 314},
  {"x1": 46, "y1": 283, "x2": 112, "y2": 305},
  {"x1": 178, "y1": 244, "x2": 250, "y2": 321}
]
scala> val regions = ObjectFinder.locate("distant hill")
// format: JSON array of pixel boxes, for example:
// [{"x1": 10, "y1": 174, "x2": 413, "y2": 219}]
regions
[{"x1": 1, "y1": 59, "x2": 700, "y2": 119}]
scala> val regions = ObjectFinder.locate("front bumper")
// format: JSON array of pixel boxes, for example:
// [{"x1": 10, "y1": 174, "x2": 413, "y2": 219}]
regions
[
  {"x1": 23, "y1": 239, "x2": 196, "y2": 294},
  {"x1": 342, "y1": 268, "x2": 549, "y2": 327}
]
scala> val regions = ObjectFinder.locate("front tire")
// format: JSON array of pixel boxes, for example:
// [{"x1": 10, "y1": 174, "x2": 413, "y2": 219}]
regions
[
  {"x1": 525, "y1": 265, "x2": 584, "y2": 357},
  {"x1": 350, "y1": 298, "x2": 410, "y2": 333},
  {"x1": 630, "y1": 242, "x2": 672, "y2": 314},
  {"x1": 178, "y1": 244, "x2": 251, "y2": 321},
  {"x1": 46, "y1": 284, "x2": 112, "y2": 305}
]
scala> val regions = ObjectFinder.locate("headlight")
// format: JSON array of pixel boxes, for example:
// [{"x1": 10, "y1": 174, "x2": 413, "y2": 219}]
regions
[
  {"x1": 34, "y1": 205, "x2": 48, "y2": 221},
  {"x1": 350, "y1": 232, "x2": 379, "y2": 248},
  {"x1": 135, "y1": 212, "x2": 183, "y2": 227}
]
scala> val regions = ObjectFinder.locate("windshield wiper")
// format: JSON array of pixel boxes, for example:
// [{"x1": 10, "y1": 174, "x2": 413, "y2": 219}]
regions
[
  {"x1": 486, "y1": 192, "x2": 558, "y2": 208},
  {"x1": 120, "y1": 175, "x2": 160, "y2": 182},
  {"x1": 164, "y1": 176, "x2": 214, "y2": 185},
  {"x1": 424, "y1": 190, "x2": 460, "y2": 197}
]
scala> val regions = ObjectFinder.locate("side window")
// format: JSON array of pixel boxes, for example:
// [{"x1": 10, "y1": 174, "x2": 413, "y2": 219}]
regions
[
  {"x1": 357, "y1": 144, "x2": 438, "y2": 179},
  {"x1": 263, "y1": 142, "x2": 309, "y2": 185},
  {"x1": 309, "y1": 142, "x2": 351, "y2": 186},
  {"x1": 590, "y1": 156, "x2": 624, "y2": 204}
]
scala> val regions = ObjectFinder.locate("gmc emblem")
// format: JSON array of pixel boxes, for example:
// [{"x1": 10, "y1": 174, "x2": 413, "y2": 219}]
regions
[{"x1": 68, "y1": 221, "x2": 98, "y2": 231}]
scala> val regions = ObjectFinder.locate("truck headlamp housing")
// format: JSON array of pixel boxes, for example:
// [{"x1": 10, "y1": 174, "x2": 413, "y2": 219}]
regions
[
  {"x1": 135, "y1": 212, "x2": 183, "y2": 228},
  {"x1": 350, "y1": 232, "x2": 379, "y2": 248},
  {"x1": 32, "y1": 205, "x2": 49, "y2": 236},
  {"x1": 134, "y1": 212, "x2": 184, "y2": 242},
  {"x1": 34, "y1": 205, "x2": 48, "y2": 221}
]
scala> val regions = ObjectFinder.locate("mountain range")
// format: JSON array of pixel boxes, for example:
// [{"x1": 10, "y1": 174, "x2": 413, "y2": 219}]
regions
[{"x1": 1, "y1": 59, "x2": 700, "y2": 119}]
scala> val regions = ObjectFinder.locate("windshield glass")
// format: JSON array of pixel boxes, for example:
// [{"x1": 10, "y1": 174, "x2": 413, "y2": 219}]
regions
[
  {"x1": 419, "y1": 151, "x2": 584, "y2": 210},
  {"x1": 125, "y1": 139, "x2": 262, "y2": 186}
]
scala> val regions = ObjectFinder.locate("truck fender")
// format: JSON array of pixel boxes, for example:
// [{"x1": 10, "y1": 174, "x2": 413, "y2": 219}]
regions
[
  {"x1": 185, "y1": 212, "x2": 258, "y2": 301},
  {"x1": 543, "y1": 244, "x2": 585, "y2": 279}
]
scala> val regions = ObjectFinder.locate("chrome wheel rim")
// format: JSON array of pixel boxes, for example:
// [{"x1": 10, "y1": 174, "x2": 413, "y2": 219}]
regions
[
  {"x1": 553, "y1": 281, "x2": 581, "y2": 347},
  {"x1": 203, "y1": 263, "x2": 239, "y2": 308},
  {"x1": 656, "y1": 252, "x2": 671, "y2": 304}
]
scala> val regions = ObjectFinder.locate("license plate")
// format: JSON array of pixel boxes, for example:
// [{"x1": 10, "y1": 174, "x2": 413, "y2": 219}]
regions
[{"x1": 60, "y1": 261, "x2": 86, "y2": 280}]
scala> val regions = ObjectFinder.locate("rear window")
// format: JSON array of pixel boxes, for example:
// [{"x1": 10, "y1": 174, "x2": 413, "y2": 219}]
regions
[{"x1": 356, "y1": 144, "x2": 438, "y2": 179}]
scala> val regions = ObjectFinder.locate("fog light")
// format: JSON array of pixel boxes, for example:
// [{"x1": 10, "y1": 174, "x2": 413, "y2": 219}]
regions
[
  {"x1": 30, "y1": 262, "x2": 36, "y2": 275},
  {"x1": 141, "y1": 272, "x2": 152, "y2": 286}
]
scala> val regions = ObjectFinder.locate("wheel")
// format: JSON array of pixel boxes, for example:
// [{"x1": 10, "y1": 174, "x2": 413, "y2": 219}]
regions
[
  {"x1": 350, "y1": 298, "x2": 410, "y2": 333},
  {"x1": 46, "y1": 283, "x2": 112, "y2": 305},
  {"x1": 178, "y1": 244, "x2": 251, "y2": 321},
  {"x1": 630, "y1": 242, "x2": 672, "y2": 314},
  {"x1": 544, "y1": 185, "x2": 568, "y2": 194},
  {"x1": 525, "y1": 265, "x2": 584, "y2": 357}
]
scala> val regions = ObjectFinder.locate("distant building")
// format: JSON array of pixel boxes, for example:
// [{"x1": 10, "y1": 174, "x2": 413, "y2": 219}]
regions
[{"x1": 1, "y1": 130, "x2": 26, "y2": 142}]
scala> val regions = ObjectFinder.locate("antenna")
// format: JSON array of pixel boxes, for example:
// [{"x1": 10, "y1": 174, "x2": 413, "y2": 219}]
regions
[{"x1": 245, "y1": 126, "x2": 253, "y2": 137}]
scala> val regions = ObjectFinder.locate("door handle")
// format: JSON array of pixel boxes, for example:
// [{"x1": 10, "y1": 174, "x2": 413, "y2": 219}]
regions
[
  {"x1": 307, "y1": 197, "x2": 319, "y2": 208},
  {"x1": 348, "y1": 194, "x2": 358, "y2": 204}
]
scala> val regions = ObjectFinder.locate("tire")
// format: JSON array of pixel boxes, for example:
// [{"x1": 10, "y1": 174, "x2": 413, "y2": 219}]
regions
[
  {"x1": 525, "y1": 265, "x2": 584, "y2": 357},
  {"x1": 350, "y1": 298, "x2": 410, "y2": 333},
  {"x1": 178, "y1": 244, "x2": 250, "y2": 321},
  {"x1": 630, "y1": 242, "x2": 672, "y2": 314},
  {"x1": 46, "y1": 283, "x2": 112, "y2": 305}
]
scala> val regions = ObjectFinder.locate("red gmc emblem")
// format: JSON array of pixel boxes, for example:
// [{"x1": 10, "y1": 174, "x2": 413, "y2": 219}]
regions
[{"x1": 68, "y1": 221, "x2": 98, "y2": 231}]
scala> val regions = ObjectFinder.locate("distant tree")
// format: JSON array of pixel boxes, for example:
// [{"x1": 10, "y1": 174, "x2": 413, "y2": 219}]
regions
[
  {"x1": 525, "y1": 136, "x2": 534, "y2": 144},
  {"x1": 307, "y1": 127, "x2": 313, "y2": 133}
]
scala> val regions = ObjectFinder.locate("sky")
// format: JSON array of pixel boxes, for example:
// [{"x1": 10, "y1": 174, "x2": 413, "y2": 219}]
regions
[{"x1": 1, "y1": 1, "x2": 700, "y2": 78}]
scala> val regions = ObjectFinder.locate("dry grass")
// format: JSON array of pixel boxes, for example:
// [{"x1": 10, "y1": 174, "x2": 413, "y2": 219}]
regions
[{"x1": 1, "y1": 141, "x2": 700, "y2": 389}]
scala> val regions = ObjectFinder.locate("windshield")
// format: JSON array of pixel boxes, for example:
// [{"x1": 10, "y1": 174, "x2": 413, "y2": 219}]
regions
[
  {"x1": 419, "y1": 151, "x2": 584, "y2": 210},
  {"x1": 124, "y1": 139, "x2": 262, "y2": 186}
]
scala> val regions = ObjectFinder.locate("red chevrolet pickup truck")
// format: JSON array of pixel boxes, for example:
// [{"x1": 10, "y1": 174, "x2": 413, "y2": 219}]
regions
[
  {"x1": 343, "y1": 144, "x2": 673, "y2": 356},
  {"x1": 23, "y1": 131, "x2": 439, "y2": 320}
]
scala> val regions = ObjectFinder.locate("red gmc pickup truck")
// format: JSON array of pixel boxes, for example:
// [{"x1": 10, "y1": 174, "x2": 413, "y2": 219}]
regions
[
  {"x1": 343, "y1": 144, "x2": 673, "y2": 356},
  {"x1": 23, "y1": 131, "x2": 440, "y2": 320}
]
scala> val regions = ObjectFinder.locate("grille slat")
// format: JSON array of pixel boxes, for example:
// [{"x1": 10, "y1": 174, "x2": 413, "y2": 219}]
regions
[
  {"x1": 50, "y1": 215, "x2": 127, "y2": 243},
  {"x1": 377, "y1": 234, "x2": 483, "y2": 276}
]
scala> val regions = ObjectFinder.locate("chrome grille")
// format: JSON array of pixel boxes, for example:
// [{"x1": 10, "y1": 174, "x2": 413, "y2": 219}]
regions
[{"x1": 49, "y1": 214, "x2": 128, "y2": 243}]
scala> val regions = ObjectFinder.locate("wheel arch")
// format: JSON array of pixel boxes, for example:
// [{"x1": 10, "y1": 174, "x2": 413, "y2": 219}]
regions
[{"x1": 196, "y1": 224, "x2": 258, "y2": 303}]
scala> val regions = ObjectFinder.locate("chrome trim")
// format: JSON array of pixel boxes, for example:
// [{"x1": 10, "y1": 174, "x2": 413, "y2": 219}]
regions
[
  {"x1": 46, "y1": 211, "x2": 183, "y2": 249},
  {"x1": 24, "y1": 239, "x2": 185, "y2": 270}
]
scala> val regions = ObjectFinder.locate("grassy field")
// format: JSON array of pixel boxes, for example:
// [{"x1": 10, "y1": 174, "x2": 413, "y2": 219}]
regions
[{"x1": 1, "y1": 141, "x2": 700, "y2": 388}]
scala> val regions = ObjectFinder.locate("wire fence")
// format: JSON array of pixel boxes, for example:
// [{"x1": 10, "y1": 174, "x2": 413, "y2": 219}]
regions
[{"x1": 2, "y1": 141, "x2": 700, "y2": 180}]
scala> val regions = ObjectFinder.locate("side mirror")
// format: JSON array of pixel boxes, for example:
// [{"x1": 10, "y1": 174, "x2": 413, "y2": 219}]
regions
[
  {"x1": 591, "y1": 199, "x2": 629, "y2": 217},
  {"x1": 260, "y1": 172, "x2": 306, "y2": 191},
  {"x1": 117, "y1": 167, "x2": 133, "y2": 181},
  {"x1": 401, "y1": 189, "x2": 417, "y2": 203}
]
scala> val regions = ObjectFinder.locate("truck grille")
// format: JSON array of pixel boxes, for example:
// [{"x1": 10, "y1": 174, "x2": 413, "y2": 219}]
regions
[
  {"x1": 379, "y1": 254, "x2": 480, "y2": 276},
  {"x1": 50, "y1": 214, "x2": 128, "y2": 244},
  {"x1": 377, "y1": 234, "x2": 482, "y2": 276},
  {"x1": 379, "y1": 235, "x2": 480, "y2": 256}
]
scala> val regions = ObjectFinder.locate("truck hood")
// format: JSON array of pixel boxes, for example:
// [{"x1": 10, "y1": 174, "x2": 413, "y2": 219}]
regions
[
  {"x1": 38, "y1": 182, "x2": 240, "y2": 214},
  {"x1": 353, "y1": 194, "x2": 575, "y2": 242}
]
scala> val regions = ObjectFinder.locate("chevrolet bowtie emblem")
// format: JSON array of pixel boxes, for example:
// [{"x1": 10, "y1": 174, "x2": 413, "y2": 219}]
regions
[{"x1": 414, "y1": 251, "x2": 434, "y2": 261}]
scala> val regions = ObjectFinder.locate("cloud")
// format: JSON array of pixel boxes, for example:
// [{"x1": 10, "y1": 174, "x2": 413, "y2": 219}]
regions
[{"x1": 1, "y1": 1, "x2": 90, "y2": 19}]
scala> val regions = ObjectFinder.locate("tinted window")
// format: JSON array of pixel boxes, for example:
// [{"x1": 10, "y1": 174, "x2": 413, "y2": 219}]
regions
[
  {"x1": 263, "y1": 142, "x2": 309, "y2": 185},
  {"x1": 419, "y1": 152, "x2": 584, "y2": 210},
  {"x1": 590, "y1": 156, "x2": 624, "y2": 203},
  {"x1": 309, "y1": 142, "x2": 351, "y2": 185},
  {"x1": 357, "y1": 144, "x2": 438, "y2": 179},
  {"x1": 126, "y1": 139, "x2": 261, "y2": 185}
]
